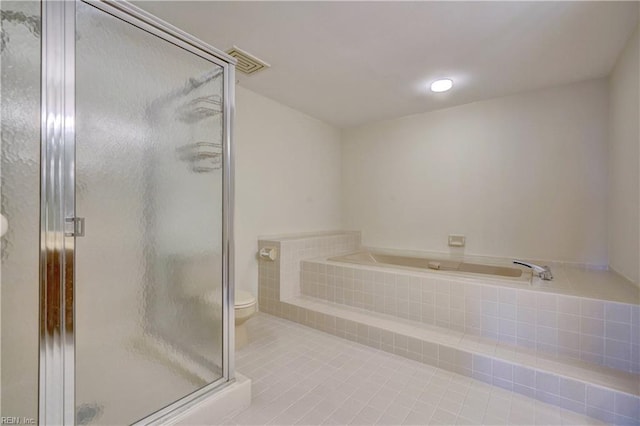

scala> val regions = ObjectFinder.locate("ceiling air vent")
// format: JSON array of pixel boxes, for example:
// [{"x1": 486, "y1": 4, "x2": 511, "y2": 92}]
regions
[{"x1": 226, "y1": 46, "x2": 270, "y2": 75}]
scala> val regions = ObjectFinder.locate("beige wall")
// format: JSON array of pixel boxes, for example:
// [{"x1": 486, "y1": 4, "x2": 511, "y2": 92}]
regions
[
  {"x1": 608, "y1": 26, "x2": 640, "y2": 284},
  {"x1": 342, "y1": 79, "x2": 609, "y2": 267},
  {"x1": 234, "y1": 86, "x2": 343, "y2": 296}
]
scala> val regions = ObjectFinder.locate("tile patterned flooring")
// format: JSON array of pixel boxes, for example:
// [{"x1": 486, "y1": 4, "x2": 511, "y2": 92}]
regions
[{"x1": 221, "y1": 313, "x2": 603, "y2": 425}]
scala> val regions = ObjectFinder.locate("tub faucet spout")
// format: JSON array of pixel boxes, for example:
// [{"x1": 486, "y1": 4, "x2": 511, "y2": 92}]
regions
[{"x1": 513, "y1": 260, "x2": 553, "y2": 280}]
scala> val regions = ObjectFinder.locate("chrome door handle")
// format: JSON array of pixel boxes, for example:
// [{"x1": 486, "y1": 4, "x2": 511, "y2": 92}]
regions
[{"x1": 65, "y1": 217, "x2": 85, "y2": 237}]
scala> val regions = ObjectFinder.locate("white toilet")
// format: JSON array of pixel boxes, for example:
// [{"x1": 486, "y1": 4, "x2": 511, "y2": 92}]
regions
[{"x1": 235, "y1": 290, "x2": 256, "y2": 350}]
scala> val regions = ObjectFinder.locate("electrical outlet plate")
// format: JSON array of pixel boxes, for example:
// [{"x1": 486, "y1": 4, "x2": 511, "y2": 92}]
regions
[{"x1": 448, "y1": 234, "x2": 465, "y2": 247}]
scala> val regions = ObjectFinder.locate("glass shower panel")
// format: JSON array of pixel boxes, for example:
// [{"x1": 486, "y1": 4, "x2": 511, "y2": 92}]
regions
[
  {"x1": 0, "y1": 1, "x2": 41, "y2": 421},
  {"x1": 75, "y1": 3, "x2": 224, "y2": 424}
]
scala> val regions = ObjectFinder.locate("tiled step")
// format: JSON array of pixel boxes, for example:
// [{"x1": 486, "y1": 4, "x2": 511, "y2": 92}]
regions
[{"x1": 280, "y1": 295, "x2": 640, "y2": 425}]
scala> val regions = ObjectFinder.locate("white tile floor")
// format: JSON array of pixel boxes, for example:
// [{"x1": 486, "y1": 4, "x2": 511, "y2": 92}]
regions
[{"x1": 222, "y1": 313, "x2": 602, "y2": 425}]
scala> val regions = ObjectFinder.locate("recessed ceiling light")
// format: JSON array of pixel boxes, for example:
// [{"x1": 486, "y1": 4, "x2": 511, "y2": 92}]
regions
[{"x1": 430, "y1": 79, "x2": 453, "y2": 93}]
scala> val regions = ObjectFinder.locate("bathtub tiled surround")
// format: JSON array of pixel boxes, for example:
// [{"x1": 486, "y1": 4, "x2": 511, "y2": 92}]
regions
[
  {"x1": 300, "y1": 260, "x2": 640, "y2": 374},
  {"x1": 257, "y1": 232, "x2": 640, "y2": 425},
  {"x1": 258, "y1": 231, "x2": 360, "y2": 312}
]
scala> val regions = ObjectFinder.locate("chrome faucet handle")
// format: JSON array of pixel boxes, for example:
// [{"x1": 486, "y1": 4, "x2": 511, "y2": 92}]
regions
[
  {"x1": 538, "y1": 266, "x2": 553, "y2": 281},
  {"x1": 513, "y1": 260, "x2": 553, "y2": 280}
]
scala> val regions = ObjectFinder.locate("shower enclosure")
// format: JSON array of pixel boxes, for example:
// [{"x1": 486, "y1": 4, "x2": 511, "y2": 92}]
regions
[{"x1": 1, "y1": 1, "x2": 236, "y2": 424}]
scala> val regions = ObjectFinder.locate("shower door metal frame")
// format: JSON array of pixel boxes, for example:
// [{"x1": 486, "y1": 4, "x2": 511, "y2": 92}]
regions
[
  {"x1": 39, "y1": 1, "x2": 236, "y2": 424},
  {"x1": 40, "y1": 1, "x2": 77, "y2": 424}
]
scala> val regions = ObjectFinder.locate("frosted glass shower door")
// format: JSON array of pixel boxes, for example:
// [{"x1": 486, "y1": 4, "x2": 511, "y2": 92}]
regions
[
  {"x1": 0, "y1": 1, "x2": 41, "y2": 421},
  {"x1": 75, "y1": 2, "x2": 225, "y2": 424}
]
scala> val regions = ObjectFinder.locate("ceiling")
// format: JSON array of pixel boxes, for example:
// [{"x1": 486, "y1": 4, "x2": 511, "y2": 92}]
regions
[{"x1": 135, "y1": 1, "x2": 638, "y2": 128}]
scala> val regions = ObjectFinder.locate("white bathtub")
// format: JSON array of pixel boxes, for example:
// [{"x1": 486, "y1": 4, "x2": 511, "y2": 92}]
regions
[{"x1": 328, "y1": 251, "x2": 533, "y2": 284}]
